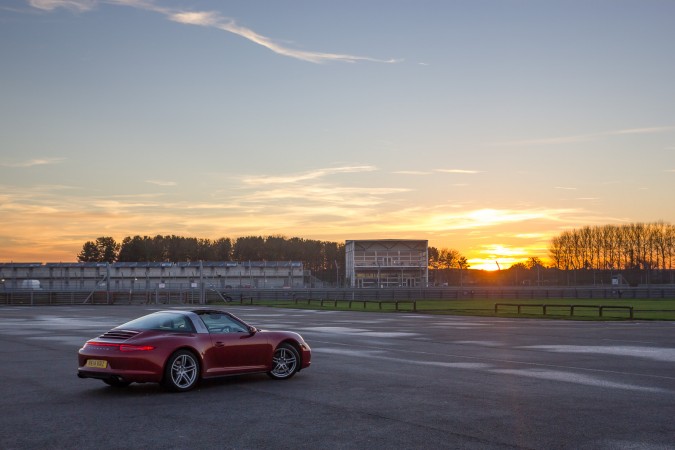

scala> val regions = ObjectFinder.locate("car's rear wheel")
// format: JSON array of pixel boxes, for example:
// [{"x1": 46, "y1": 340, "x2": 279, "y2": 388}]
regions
[
  {"x1": 103, "y1": 378, "x2": 131, "y2": 388},
  {"x1": 163, "y1": 350, "x2": 200, "y2": 392},
  {"x1": 267, "y1": 343, "x2": 299, "y2": 380}
]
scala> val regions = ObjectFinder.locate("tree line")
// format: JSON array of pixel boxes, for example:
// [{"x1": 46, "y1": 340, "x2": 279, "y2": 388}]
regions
[
  {"x1": 426, "y1": 247, "x2": 470, "y2": 286},
  {"x1": 79, "y1": 236, "x2": 463, "y2": 268},
  {"x1": 427, "y1": 247, "x2": 469, "y2": 270},
  {"x1": 77, "y1": 235, "x2": 345, "y2": 274},
  {"x1": 548, "y1": 222, "x2": 674, "y2": 272},
  {"x1": 77, "y1": 221, "x2": 674, "y2": 286}
]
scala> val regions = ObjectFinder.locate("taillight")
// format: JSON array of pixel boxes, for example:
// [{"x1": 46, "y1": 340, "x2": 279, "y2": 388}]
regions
[
  {"x1": 120, "y1": 344, "x2": 155, "y2": 352},
  {"x1": 85, "y1": 341, "x2": 154, "y2": 352}
]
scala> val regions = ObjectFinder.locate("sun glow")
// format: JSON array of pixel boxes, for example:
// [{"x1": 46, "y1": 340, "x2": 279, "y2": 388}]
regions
[
  {"x1": 469, "y1": 259, "x2": 519, "y2": 271},
  {"x1": 465, "y1": 244, "x2": 534, "y2": 271}
]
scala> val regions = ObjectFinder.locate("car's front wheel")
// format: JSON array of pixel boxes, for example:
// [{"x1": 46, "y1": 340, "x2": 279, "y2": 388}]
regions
[
  {"x1": 163, "y1": 350, "x2": 200, "y2": 392},
  {"x1": 267, "y1": 343, "x2": 300, "y2": 380}
]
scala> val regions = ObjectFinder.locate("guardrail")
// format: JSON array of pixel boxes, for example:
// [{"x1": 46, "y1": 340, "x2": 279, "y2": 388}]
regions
[
  {"x1": 494, "y1": 303, "x2": 634, "y2": 319},
  {"x1": 231, "y1": 286, "x2": 675, "y2": 301},
  {"x1": 292, "y1": 297, "x2": 416, "y2": 311}
]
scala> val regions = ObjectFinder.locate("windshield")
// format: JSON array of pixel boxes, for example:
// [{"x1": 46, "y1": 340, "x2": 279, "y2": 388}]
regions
[{"x1": 117, "y1": 312, "x2": 195, "y2": 333}]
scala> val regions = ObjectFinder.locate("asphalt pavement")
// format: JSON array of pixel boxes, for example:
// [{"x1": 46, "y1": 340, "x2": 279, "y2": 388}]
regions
[{"x1": 1, "y1": 305, "x2": 674, "y2": 449}]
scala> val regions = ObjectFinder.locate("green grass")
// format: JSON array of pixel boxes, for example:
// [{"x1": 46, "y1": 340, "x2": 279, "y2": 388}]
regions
[{"x1": 237, "y1": 297, "x2": 675, "y2": 320}]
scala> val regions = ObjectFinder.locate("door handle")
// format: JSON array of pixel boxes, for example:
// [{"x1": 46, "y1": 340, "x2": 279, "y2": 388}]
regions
[{"x1": 215, "y1": 341, "x2": 225, "y2": 347}]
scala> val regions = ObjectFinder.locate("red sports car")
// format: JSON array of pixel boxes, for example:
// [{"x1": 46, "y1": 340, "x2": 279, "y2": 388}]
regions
[{"x1": 77, "y1": 309, "x2": 311, "y2": 392}]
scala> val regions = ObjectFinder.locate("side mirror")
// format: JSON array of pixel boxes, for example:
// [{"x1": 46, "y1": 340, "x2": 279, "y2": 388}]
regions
[{"x1": 248, "y1": 326, "x2": 257, "y2": 335}]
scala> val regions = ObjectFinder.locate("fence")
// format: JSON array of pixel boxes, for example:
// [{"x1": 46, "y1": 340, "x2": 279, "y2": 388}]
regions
[
  {"x1": 1, "y1": 285, "x2": 674, "y2": 306},
  {"x1": 494, "y1": 303, "x2": 634, "y2": 319}
]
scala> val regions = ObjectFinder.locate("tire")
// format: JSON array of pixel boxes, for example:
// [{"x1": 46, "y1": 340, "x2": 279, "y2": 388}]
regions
[
  {"x1": 267, "y1": 343, "x2": 300, "y2": 380},
  {"x1": 163, "y1": 350, "x2": 200, "y2": 392},
  {"x1": 103, "y1": 378, "x2": 131, "y2": 388}
]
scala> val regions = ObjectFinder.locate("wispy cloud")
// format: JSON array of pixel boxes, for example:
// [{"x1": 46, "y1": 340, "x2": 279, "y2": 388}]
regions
[
  {"x1": 397, "y1": 208, "x2": 581, "y2": 234},
  {"x1": 28, "y1": 0, "x2": 398, "y2": 64},
  {"x1": 514, "y1": 233, "x2": 546, "y2": 239},
  {"x1": 554, "y1": 186, "x2": 577, "y2": 190},
  {"x1": 169, "y1": 11, "x2": 399, "y2": 64},
  {"x1": 242, "y1": 165, "x2": 376, "y2": 185},
  {"x1": 393, "y1": 170, "x2": 431, "y2": 175},
  {"x1": 28, "y1": 0, "x2": 95, "y2": 11},
  {"x1": 225, "y1": 165, "x2": 410, "y2": 221},
  {"x1": 489, "y1": 134, "x2": 593, "y2": 147},
  {"x1": 440, "y1": 208, "x2": 570, "y2": 229},
  {"x1": 615, "y1": 126, "x2": 675, "y2": 135},
  {"x1": 238, "y1": 185, "x2": 409, "y2": 208},
  {"x1": 0, "y1": 157, "x2": 65, "y2": 168},
  {"x1": 489, "y1": 125, "x2": 675, "y2": 147},
  {"x1": 435, "y1": 169, "x2": 481, "y2": 174},
  {"x1": 146, "y1": 179, "x2": 177, "y2": 186},
  {"x1": 393, "y1": 169, "x2": 480, "y2": 176}
]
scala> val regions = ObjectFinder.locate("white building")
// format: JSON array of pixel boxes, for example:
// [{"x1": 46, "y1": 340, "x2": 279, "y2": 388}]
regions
[{"x1": 345, "y1": 240, "x2": 428, "y2": 288}]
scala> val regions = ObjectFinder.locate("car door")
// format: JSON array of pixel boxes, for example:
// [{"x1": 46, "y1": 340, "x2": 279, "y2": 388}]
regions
[{"x1": 202, "y1": 313, "x2": 271, "y2": 373}]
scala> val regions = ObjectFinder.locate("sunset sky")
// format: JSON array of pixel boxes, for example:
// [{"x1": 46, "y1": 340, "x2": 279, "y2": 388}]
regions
[{"x1": 1, "y1": 1, "x2": 674, "y2": 270}]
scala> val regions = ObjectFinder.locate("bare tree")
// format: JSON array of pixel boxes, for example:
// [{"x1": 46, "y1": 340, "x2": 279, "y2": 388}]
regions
[{"x1": 548, "y1": 222, "x2": 674, "y2": 284}]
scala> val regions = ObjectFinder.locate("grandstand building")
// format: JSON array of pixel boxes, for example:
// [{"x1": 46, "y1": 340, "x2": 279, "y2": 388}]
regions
[
  {"x1": 0, "y1": 261, "x2": 304, "y2": 291},
  {"x1": 345, "y1": 239, "x2": 428, "y2": 288}
]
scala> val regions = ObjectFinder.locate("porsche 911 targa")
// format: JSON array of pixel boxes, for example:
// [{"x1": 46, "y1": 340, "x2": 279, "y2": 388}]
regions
[{"x1": 78, "y1": 309, "x2": 311, "y2": 392}]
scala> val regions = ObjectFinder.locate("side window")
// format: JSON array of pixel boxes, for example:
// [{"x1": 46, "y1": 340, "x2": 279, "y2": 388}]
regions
[
  {"x1": 158, "y1": 315, "x2": 195, "y2": 332},
  {"x1": 201, "y1": 314, "x2": 247, "y2": 333},
  {"x1": 173, "y1": 316, "x2": 194, "y2": 332}
]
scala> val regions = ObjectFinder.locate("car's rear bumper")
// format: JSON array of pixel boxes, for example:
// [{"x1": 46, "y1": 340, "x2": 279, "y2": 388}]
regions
[
  {"x1": 77, "y1": 367, "x2": 161, "y2": 383},
  {"x1": 78, "y1": 349, "x2": 164, "y2": 383}
]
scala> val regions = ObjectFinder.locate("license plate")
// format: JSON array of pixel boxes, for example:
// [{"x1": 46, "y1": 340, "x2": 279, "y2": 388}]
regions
[{"x1": 86, "y1": 359, "x2": 108, "y2": 369}]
